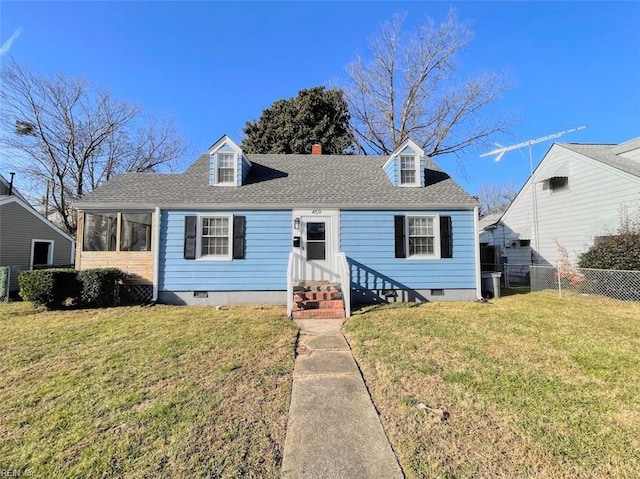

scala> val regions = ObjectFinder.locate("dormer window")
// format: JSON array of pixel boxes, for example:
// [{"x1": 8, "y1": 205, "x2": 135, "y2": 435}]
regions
[
  {"x1": 383, "y1": 139, "x2": 424, "y2": 187},
  {"x1": 400, "y1": 155, "x2": 418, "y2": 185},
  {"x1": 208, "y1": 135, "x2": 251, "y2": 187},
  {"x1": 216, "y1": 153, "x2": 236, "y2": 184}
]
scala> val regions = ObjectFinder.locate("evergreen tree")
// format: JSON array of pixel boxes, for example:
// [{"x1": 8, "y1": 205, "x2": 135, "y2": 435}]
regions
[{"x1": 242, "y1": 86, "x2": 354, "y2": 154}]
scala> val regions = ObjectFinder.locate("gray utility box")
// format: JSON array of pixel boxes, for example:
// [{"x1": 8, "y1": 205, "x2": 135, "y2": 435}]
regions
[{"x1": 481, "y1": 272, "x2": 502, "y2": 299}]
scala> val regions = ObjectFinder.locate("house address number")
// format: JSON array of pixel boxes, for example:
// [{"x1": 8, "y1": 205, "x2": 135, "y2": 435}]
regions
[{"x1": 312, "y1": 210, "x2": 322, "y2": 215}]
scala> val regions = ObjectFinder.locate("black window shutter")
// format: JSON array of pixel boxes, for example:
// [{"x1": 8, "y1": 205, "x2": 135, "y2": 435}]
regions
[
  {"x1": 233, "y1": 216, "x2": 246, "y2": 259},
  {"x1": 394, "y1": 215, "x2": 406, "y2": 258},
  {"x1": 184, "y1": 216, "x2": 197, "y2": 260},
  {"x1": 440, "y1": 215, "x2": 453, "y2": 258}
]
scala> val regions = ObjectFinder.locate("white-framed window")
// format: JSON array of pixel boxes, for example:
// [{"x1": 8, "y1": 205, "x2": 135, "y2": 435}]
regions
[
  {"x1": 399, "y1": 155, "x2": 418, "y2": 186},
  {"x1": 30, "y1": 239, "x2": 54, "y2": 268},
  {"x1": 197, "y1": 215, "x2": 232, "y2": 260},
  {"x1": 216, "y1": 153, "x2": 236, "y2": 184},
  {"x1": 407, "y1": 215, "x2": 440, "y2": 258}
]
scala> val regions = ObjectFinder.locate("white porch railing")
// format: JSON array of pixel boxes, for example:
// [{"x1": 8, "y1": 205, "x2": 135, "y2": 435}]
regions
[
  {"x1": 336, "y1": 252, "x2": 351, "y2": 318},
  {"x1": 286, "y1": 251, "x2": 302, "y2": 317},
  {"x1": 286, "y1": 251, "x2": 351, "y2": 317}
]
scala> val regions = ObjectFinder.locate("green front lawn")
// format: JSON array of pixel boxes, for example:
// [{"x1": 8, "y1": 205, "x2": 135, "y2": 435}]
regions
[
  {"x1": 344, "y1": 293, "x2": 640, "y2": 478},
  {"x1": 0, "y1": 303, "x2": 297, "y2": 478}
]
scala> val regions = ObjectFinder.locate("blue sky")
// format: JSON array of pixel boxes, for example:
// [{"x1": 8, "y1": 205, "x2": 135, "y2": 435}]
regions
[{"x1": 1, "y1": 1, "x2": 639, "y2": 196}]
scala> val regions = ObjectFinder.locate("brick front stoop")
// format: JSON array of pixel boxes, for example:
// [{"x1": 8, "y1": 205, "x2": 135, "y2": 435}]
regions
[{"x1": 291, "y1": 282, "x2": 346, "y2": 319}]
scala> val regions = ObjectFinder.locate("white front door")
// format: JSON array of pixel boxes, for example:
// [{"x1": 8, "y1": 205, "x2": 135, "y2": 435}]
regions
[{"x1": 293, "y1": 210, "x2": 339, "y2": 282}]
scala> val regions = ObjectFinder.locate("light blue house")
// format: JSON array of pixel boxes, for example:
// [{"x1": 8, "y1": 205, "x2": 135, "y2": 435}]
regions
[{"x1": 75, "y1": 135, "x2": 482, "y2": 318}]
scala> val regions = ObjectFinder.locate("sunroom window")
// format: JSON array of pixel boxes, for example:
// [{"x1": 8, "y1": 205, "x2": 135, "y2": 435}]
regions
[
  {"x1": 83, "y1": 212, "x2": 152, "y2": 252},
  {"x1": 120, "y1": 213, "x2": 152, "y2": 251},
  {"x1": 83, "y1": 213, "x2": 117, "y2": 251}
]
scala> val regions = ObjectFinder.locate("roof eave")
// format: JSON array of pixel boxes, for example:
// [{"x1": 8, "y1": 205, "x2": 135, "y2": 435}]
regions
[{"x1": 74, "y1": 201, "x2": 479, "y2": 211}]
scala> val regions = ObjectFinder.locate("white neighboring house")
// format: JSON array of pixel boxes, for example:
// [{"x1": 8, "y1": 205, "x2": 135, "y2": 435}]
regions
[{"x1": 480, "y1": 137, "x2": 640, "y2": 270}]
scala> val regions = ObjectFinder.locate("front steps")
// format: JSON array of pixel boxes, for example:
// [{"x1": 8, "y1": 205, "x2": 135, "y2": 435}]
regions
[{"x1": 292, "y1": 282, "x2": 345, "y2": 319}]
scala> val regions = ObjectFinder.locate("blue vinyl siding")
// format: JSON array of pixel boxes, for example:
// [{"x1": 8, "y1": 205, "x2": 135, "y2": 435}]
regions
[
  {"x1": 402, "y1": 145, "x2": 416, "y2": 154},
  {"x1": 384, "y1": 158, "x2": 398, "y2": 185},
  {"x1": 160, "y1": 210, "x2": 290, "y2": 291},
  {"x1": 340, "y1": 210, "x2": 477, "y2": 290},
  {"x1": 239, "y1": 154, "x2": 251, "y2": 185}
]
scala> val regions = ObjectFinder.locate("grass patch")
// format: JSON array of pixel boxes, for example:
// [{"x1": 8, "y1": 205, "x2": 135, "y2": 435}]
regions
[
  {"x1": 344, "y1": 293, "x2": 640, "y2": 478},
  {"x1": 0, "y1": 302, "x2": 297, "y2": 478}
]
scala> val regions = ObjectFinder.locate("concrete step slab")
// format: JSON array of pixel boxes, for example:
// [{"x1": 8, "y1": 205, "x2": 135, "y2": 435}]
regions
[{"x1": 294, "y1": 318, "x2": 345, "y2": 335}]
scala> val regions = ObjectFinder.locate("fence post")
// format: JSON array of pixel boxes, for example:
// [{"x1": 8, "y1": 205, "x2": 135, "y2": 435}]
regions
[{"x1": 557, "y1": 261, "x2": 562, "y2": 298}]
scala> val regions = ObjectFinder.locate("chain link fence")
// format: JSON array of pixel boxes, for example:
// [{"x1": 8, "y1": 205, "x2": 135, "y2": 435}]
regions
[
  {"x1": 2, "y1": 265, "x2": 31, "y2": 299},
  {"x1": 503, "y1": 264, "x2": 531, "y2": 289},
  {"x1": 531, "y1": 265, "x2": 640, "y2": 304},
  {"x1": 481, "y1": 263, "x2": 531, "y2": 289},
  {"x1": 0, "y1": 267, "x2": 9, "y2": 302}
]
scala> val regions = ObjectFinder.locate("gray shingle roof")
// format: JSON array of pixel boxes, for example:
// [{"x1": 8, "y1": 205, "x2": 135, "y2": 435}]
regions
[
  {"x1": 478, "y1": 212, "x2": 503, "y2": 230},
  {"x1": 560, "y1": 142, "x2": 640, "y2": 177},
  {"x1": 75, "y1": 153, "x2": 478, "y2": 210}
]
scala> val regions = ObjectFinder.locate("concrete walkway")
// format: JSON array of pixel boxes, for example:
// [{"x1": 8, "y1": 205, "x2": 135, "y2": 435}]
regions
[{"x1": 281, "y1": 319, "x2": 403, "y2": 479}]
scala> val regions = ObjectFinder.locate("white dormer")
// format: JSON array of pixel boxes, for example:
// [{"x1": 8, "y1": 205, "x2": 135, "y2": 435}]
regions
[
  {"x1": 383, "y1": 138, "x2": 426, "y2": 187},
  {"x1": 208, "y1": 135, "x2": 251, "y2": 186}
]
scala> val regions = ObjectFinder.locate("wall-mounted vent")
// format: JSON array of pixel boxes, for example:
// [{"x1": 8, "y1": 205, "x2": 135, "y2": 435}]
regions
[{"x1": 193, "y1": 291, "x2": 208, "y2": 298}]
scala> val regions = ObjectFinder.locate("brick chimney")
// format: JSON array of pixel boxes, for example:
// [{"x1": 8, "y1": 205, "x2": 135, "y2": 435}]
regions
[{"x1": 311, "y1": 144, "x2": 322, "y2": 155}]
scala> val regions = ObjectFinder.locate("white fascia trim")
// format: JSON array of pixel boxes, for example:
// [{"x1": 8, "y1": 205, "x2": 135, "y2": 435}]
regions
[
  {"x1": 473, "y1": 206, "x2": 483, "y2": 301},
  {"x1": 1, "y1": 196, "x2": 75, "y2": 242},
  {"x1": 382, "y1": 155, "x2": 395, "y2": 172},
  {"x1": 208, "y1": 134, "x2": 243, "y2": 155},
  {"x1": 392, "y1": 138, "x2": 425, "y2": 157},
  {"x1": 152, "y1": 207, "x2": 160, "y2": 302}
]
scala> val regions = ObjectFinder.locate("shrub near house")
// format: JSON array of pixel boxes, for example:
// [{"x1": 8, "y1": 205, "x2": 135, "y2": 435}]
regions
[
  {"x1": 579, "y1": 229, "x2": 640, "y2": 271},
  {"x1": 18, "y1": 268, "x2": 126, "y2": 309}
]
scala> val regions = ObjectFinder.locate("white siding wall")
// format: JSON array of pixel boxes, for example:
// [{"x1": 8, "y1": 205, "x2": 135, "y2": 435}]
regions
[{"x1": 494, "y1": 145, "x2": 640, "y2": 266}]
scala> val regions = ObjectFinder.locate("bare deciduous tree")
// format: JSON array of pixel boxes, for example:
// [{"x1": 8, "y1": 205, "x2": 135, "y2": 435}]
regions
[
  {"x1": 0, "y1": 58, "x2": 185, "y2": 235},
  {"x1": 344, "y1": 10, "x2": 511, "y2": 157},
  {"x1": 477, "y1": 181, "x2": 519, "y2": 216}
]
